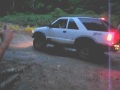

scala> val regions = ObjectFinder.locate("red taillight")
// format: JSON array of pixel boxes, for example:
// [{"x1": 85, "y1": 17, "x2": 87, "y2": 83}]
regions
[
  {"x1": 107, "y1": 33, "x2": 113, "y2": 41},
  {"x1": 101, "y1": 17, "x2": 106, "y2": 21},
  {"x1": 107, "y1": 31, "x2": 120, "y2": 44}
]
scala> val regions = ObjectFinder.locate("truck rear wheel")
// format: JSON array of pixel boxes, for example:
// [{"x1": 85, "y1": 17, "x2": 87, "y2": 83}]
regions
[
  {"x1": 77, "y1": 42, "x2": 105, "y2": 60},
  {"x1": 77, "y1": 44, "x2": 94, "y2": 60}
]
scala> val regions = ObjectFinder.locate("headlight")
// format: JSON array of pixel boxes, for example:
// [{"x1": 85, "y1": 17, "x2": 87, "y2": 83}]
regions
[{"x1": 32, "y1": 30, "x2": 34, "y2": 33}]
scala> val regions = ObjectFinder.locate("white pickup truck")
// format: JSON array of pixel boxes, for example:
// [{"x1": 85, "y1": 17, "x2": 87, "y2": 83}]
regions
[{"x1": 32, "y1": 17, "x2": 120, "y2": 60}]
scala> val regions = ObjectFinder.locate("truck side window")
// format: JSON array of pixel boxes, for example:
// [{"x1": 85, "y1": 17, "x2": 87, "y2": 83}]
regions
[
  {"x1": 68, "y1": 19, "x2": 78, "y2": 30},
  {"x1": 79, "y1": 18, "x2": 108, "y2": 31},
  {"x1": 51, "y1": 19, "x2": 68, "y2": 28}
]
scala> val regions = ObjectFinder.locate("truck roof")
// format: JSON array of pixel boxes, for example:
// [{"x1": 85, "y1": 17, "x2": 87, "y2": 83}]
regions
[{"x1": 58, "y1": 16, "x2": 101, "y2": 20}]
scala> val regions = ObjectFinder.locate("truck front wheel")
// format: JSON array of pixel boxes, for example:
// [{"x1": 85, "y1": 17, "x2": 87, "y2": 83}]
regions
[{"x1": 33, "y1": 36, "x2": 46, "y2": 51}]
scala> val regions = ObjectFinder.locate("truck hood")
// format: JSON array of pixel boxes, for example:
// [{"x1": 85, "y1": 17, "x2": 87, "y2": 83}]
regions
[{"x1": 35, "y1": 26, "x2": 49, "y2": 30}]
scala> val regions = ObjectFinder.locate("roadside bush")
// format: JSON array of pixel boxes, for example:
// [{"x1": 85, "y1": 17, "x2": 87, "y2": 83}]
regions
[
  {"x1": 83, "y1": 10, "x2": 96, "y2": 15},
  {"x1": 0, "y1": 22, "x2": 3, "y2": 30},
  {"x1": 24, "y1": 25, "x2": 35, "y2": 33},
  {"x1": 51, "y1": 8, "x2": 67, "y2": 18},
  {"x1": 0, "y1": 13, "x2": 119, "y2": 31},
  {"x1": 0, "y1": 13, "x2": 54, "y2": 27},
  {"x1": 74, "y1": 8, "x2": 85, "y2": 14},
  {"x1": 101, "y1": 12, "x2": 120, "y2": 27},
  {"x1": 111, "y1": 15, "x2": 120, "y2": 27},
  {"x1": 9, "y1": 24, "x2": 19, "y2": 31}
]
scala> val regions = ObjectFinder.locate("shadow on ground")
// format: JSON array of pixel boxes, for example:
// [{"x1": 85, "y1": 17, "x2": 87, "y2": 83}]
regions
[{"x1": 39, "y1": 46, "x2": 110, "y2": 67}]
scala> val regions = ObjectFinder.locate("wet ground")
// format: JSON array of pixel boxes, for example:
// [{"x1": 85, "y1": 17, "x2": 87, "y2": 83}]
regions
[{"x1": 1, "y1": 32, "x2": 120, "y2": 90}]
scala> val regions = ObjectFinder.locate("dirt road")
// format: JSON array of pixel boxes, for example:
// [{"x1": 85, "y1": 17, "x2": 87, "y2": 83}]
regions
[{"x1": 2, "y1": 32, "x2": 120, "y2": 90}]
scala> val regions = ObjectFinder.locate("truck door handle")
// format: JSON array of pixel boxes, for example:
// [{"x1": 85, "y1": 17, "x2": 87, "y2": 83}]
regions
[{"x1": 63, "y1": 31, "x2": 66, "y2": 33}]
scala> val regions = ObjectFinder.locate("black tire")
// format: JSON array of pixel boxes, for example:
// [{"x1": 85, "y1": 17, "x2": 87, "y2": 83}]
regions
[
  {"x1": 77, "y1": 43, "x2": 95, "y2": 60},
  {"x1": 33, "y1": 36, "x2": 46, "y2": 51},
  {"x1": 77, "y1": 43, "x2": 105, "y2": 60}
]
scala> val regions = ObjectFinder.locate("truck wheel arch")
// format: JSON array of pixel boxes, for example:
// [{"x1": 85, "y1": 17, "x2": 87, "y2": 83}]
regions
[
  {"x1": 74, "y1": 37, "x2": 100, "y2": 60},
  {"x1": 74, "y1": 37, "x2": 97, "y2": 48},
  {"x1": 32, "y1": 32, "x2": 46, "y2": 39}
]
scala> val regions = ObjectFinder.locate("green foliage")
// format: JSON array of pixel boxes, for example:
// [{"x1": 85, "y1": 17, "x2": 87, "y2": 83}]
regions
[
  {"x1": 100, "y1": 12, "x2": 120, "y2": 27},
  {"x1": 0, "y1": 12, "x2": 119, "y2": 29},
  {"x1": 73, "y1": 10, "x2": 97, "y2": 17},
  {"x1": 0, "y1": 22, "x2": 3, "y2": 28},
  {"x1": 51, "y1": 8, "x2": 67, "y2": 18},
  {"x1": 0, "y1": 22, "x2": 3, "y2": 31},
  {"x1": 74, "y1": 8, "x2": 85, "y2": 14},
  {"x1": 111, "y1": 15, "x2": 120, "y2": 27},
  {"x1": 111, "y1": 3, "x2": 120, "y2": 15},
  {"x1": 24, "y1": 25, "x2": 35, "y2": 33},
  {"x1": 0, "y1": 0, "x2": 120, "y2": 15},
  {"x1": 0, "y1": 13, "x2": 53, "y2": 26},
  {"x1": 83, "y1": 10, "x2": 96, "y2": 15},
  {"x1": 9, "y1": 24, "x2": 20, "y2": 31}
]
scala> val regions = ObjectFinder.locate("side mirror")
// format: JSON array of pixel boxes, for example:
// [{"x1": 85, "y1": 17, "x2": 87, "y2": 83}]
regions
[{"x1": 49, "y1": 24, "x2": 52, "y2": 28}]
